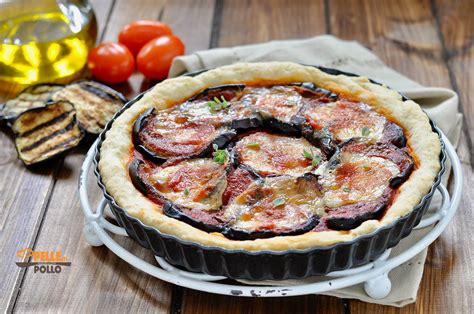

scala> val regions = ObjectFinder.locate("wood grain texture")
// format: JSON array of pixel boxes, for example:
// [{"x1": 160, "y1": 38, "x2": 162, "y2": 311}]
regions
[
  {"x1": 329, "y1": 0, "x2": 473, "y2": 312},
  {"x1": 434, "y1": 0, "x2": 474, "y2": 163},
  {"x1": 12, "y1": 0, "x2": 215, "y2": 312},
  {"x1": 218, "y1": 0, "x2": 326, "y2": 47}
]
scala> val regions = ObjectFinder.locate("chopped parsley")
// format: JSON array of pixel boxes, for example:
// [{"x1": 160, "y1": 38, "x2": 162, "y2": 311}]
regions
[
  {"x1": 303, "y1": 149, "x2": 322, "y2": 167},
  {"x1": 212, "y1": 144, "x2": 228, "y2": 164},
  {"x1": 183, "y1": 188, "x2": 190, "y2": 196},
  {"x1": 343, "y1": 187, "x2": 351, "y2": 193},
  {"x1": 361, "y1": 127, "x2": 371, "y2": 137},
  {"x1": 273, "y1": 198, "x2": 285, "y2": 207},
  {"x1": 207, "y1": 96, "x2": 230, "y2": 112}
]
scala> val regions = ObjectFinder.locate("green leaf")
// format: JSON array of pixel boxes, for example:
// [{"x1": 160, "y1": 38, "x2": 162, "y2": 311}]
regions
[
  {"x1": 312, "y1": 154, "x2": 321, "y2": 167},
  {"x1": 343, "y1": 187, "x2": 351, "y2": 193},
  {"x1": 361, "y1": 127, "x2": 370, "y2": 137},
  {"x1": 303, "y1": 149, "x2": 313, "y2": 159},
  {"x1": 184, "y1": 188, "x2": 190, "y2": 196},
  {"x1": 273, "y1": 198, "x2": 285, "y2": 207},
  {"x1": 212, "y1": 145, "x2": 228, "y2": 165}
]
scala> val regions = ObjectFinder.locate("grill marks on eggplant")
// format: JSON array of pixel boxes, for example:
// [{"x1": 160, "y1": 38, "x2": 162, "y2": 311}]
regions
[
  {"x1": 0, "y1": 84, "x2": 64, "y2": 121},
  {"x1": 52, "y1": 80, "x2": 126, "y2": 134},
  {"x1": 13, "y1": 101, "x2": 84, "y2": 165},
  {"x1": 130, "y1": 82, "x2": 415, "y2": 238}
]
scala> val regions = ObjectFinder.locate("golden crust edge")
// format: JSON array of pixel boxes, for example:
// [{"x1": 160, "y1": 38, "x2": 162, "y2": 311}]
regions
[{"x1": 98, "y1": 62, "x2": 441, "y2": 251}]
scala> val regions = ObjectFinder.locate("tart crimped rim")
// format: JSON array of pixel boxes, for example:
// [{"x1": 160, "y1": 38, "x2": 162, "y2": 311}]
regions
[{"x1": 98, "y1": 62, "x2": 442, "y2": 251}]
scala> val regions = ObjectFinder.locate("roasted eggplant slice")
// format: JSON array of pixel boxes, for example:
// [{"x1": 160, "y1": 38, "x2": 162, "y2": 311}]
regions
[
  {"x1": 176, "y1": 84, "x2": 261, "y2": 130},
  {"x1": 52, "y1": 80, "x2": 127, "y2": 134},
  {"x1": 133, "y1": 108, "x2": 236, "y2": 161},
  {"x1": 317, "y1": 140, "x2": 413, "y2": 230},
  {"x1": 325, "y1": 189, "x2": 391, "y2": 230},
  {"x1": 0, "y1": 84, "x2": 64, "y2": 121},
  {"x1": 299, "y1": 99, "x2": 405, "y2": 147},
  {"x1": 129, "y1": 157, "x2": 230, "y2": 232},
  {"x1": 223, "y1": 174, "x2": 324, "y2": 240},
  {"x1": 242, "y1": 86, "x2": 304, "y2": 134},
  {"x1": 12, "y1": 101, "x2": 84, "y2": 165},
  {"x1": 233, "y1": 131, "x2": 324, "y2": 176}
]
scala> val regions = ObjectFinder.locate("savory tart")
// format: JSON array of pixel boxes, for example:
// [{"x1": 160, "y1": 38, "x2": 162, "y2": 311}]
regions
[{"x1": 98, "y1": 62, "x2": 441, "y2": 251}]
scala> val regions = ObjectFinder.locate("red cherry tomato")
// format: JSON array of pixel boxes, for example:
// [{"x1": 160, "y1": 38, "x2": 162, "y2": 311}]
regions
[
  {"x1": 119, "y1": 20, "x2": 173, "y2": 56},
  {"x1": 137, "y1": 35, "x2": 185, "y2": 80},
  {"x1": 87, "y1": 42, "x2": 134, "y2": 84}
]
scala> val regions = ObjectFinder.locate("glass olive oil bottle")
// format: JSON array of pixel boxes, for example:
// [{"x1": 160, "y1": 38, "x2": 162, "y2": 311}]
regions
[{"x1": 0, "y1": 0, "x2": 97, "y2": 87}]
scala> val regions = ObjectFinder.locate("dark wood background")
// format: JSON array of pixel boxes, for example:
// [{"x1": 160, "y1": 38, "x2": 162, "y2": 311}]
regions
[{"x1": 1, "y1": 0, "x2": 472, "y2": 313}]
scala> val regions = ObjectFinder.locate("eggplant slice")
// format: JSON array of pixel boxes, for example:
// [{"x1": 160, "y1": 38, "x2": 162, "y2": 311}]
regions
[
  {"x1": 12, "y1": 101, "x2": 84, "y2": 165},
  {"x1": 233, "y1": 131, "x2": 324, "y2": 177},
  {"x1": 319, "y1": 140, "x2": 413, "y2": 230},
  {"x1": 0, "y1": 84, "x2": 64, "y2": 121},
  {"x1": 129, "y1": 157, "x2": 230, "y2": 232},
  {"x1": 133, "y1": 108, "x2": 236, "y2": 162},
  {"x1": 177, "y1": 84, "x2": 261, "y2": 130},
  {"x1": 298, "y1": 99, "x2": 406, "y2": 149},
  {"x1": 52, "y1": 80, "x2": 127, "y2": 134},
  {"x1": 223, "y1": 174, "x2": 323, "y2": 240}
]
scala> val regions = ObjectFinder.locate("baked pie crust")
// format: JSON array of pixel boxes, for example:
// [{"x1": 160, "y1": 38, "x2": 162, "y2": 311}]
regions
[{"x1": 98, "y1": 62, "x2": 441, "y2": 251}]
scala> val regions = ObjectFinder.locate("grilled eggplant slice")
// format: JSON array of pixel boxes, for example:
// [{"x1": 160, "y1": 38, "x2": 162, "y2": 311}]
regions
[
  {"x1": 12, "y1": 101, "x2": 84, "y2": 165},
  {"x1": 299, "y1": 99, "x2": 405, "y2": 148},
  {"x1": 52, "y1": 80, "x2": 127, "y2": 134},
  {"x1": 129, "y1": 157, "x2": 230, "y2": 232},
  {"x1": 325, "y1": 189, "x2": 390, "y2": 230},
  {"x1": 223, "y1": 174, "x2": 323, "y2": 240},
  {"x1": 177, "y1": 84, "x2": 261, "y2": 130},
  {"x1": 319, "y1": 140, "x2": 413, "y2": 230},
  {"x1": 0, "y1": 84, "x2": 64, "y2": 121},
  {"x1": 133, "y1": 108, "x2": 236, "y2": 162},
  {"x1": 242, "y1": 85, "x2": 304, "y2": 135},
  {"x1": 233, "y1": 131, "x2": 324, "y2": 177}
]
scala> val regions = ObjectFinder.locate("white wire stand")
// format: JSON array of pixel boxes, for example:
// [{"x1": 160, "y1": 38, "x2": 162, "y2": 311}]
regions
[{"x1": 79, "y1": 132, "x2": 462, "y2": 298}]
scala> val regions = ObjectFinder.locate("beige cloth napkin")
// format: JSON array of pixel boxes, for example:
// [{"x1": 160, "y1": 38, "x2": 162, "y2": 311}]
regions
[{"x1": 168, "y1": 35, "x2": 462, "y2": 307}]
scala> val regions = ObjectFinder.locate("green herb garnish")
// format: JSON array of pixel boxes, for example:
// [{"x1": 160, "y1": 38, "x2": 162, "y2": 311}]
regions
[
  {"x1": 343, "y1": 187, "x2": 351, "y2": 193},
  {"x1": 246, "y1": 142, "x2": 260, "y2": 148},
  {"x1": 273, "y1": 198, "x2": 285, "y2": 207},
  {"x1": 184, "y1": 188, "x2": 190, "y2": 196},
  {"x1": 212, "y1": 144, "x2": 228, "y2": 164},
  {"x1": 303, "y1": 149, "x2": 322, "y2": 167},
  {"x1": 207, "y1": 96, "x2": 230, "y2": 112},
  {"x1": 361, "y1": 127, "x2": 371, "y2": 137}
]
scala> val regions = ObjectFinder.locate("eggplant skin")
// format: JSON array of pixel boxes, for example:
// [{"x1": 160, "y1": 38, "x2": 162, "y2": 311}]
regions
[
  {"x1": 383, "y1": 122, "x2": 407, "y2": 147},
  {"x1": 163, "y1": 202, "x2": 226, "y2": 233},
  {"x1": 224, "y1": 216, "x2": 320, "y2": 240},
  {"x1": 326, "y1": 191, "x2": 390, "y2": 230},
  {"x1": 133, "y1": 108, "x2": 236, "y2": 161},
  {"x1": 52, "y1": 80, "x2": 127, "y2": 134},
  {"x1": 12, "y1": 101, "x2": 84, "y2": 165},
  {"x1": 128, "y1": 159, "x2": 150, "y2": 195},
  {"x1": 0, "y1": 84, "x2": 64, "y2": 122},
  {"x1": 187, "y1": 84, "x2": 246, "y2": 102}
]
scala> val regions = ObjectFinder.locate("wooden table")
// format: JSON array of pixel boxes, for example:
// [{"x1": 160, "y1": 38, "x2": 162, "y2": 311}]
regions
[{"x1": 1, "y1": 0, "x2": 472, "y2": 312}]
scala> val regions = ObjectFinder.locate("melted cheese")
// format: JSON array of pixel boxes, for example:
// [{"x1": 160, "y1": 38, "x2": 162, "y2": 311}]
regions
[
  {"x1": 150, "y1": 159, "x2": 227, "y2": 211},
  {"x1": 319, "y1": 154, "x2": 399, "y2": 207},
  {"x1": 304, "y1": 101, "x2": 386, "y2": 143},
  {"x1": 236, "y1": 132, "x2": 319, "y2": 176},
  {"x1": 224, "y1": 176, "x2": 324, "y2": 232}
]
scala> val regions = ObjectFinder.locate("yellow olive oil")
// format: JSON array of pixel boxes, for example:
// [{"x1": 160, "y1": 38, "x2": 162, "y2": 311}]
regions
[{"x1": 0, "y1": 2, "x2": 97, "y2": 87}]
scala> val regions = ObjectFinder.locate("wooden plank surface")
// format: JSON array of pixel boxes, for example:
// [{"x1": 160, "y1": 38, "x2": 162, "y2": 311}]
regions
[
  {"x1": 329, "y1": 0, "x2": 474, "y2": 313},
  {"x1": 1, "y1": 0, "x2": 472, "y2": 312},
  {"x1": 10, "y1": 0, "x2": 216, "y2": 312}
]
